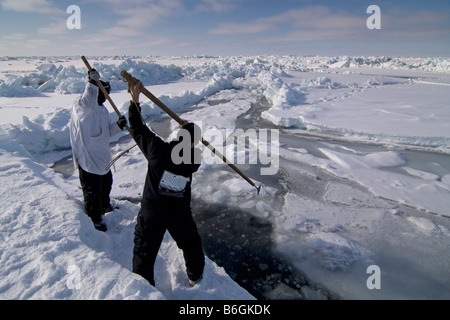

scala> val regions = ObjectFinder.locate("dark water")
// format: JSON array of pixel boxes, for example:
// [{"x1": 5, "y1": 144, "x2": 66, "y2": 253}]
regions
[
  {"x1": 192, "y1": 200, "x2": 337, "y2": 300},
  {"x1": 51, "y1": 155, "x2": 74, "y2": 178}
]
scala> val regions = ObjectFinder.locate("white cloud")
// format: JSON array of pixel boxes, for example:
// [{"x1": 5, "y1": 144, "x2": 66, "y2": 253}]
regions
[
  {"x1": 0, "y1": 33, "x2": 28, "y2": 50},
  {"x1": 1, "y1": 0, "x2": 63, "y2": 15},
  {"x1": 80, "y1": 0, "x2": 184, "y2": 50},
  {"x1": 207, "y1": 5, "x2": 449, "y2": 44},
  {"x1": 260, "y1": 29, "x2": 356, "y2": 42},
  {"x1": 262, "y1": 7, "x2": 362, "y2": 30},
  {"x1": 81, "y1": 27, "x2": 143, "y2": 44},
  {"x1": 37, "y1": 19, "x2": 67, "y2": 35},
  {"x1": 209, "y1": 20, "x2": 274, "y2": 35},
  {"x1": 2, "y1": 33, "x2": 28, "y2": 41},
  {"x1": 381, "y1": 10, "x2": 449, "y2": 38},
  {"x1": 208, "y1": 6, "x2": 364, "y2": 36},
  {"x1": 195, "y1": 0, "x2": 244, "y2": 13},
  {"x1": 84, "y1": 0, "x2": 183, "y2": 28},
  {"x1": 116, "y1": 4, "x2": 178, "y2": 28}
]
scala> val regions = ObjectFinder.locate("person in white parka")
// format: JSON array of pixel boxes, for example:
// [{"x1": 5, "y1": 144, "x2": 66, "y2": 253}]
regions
[{"x1": 69, "y1": 69, "x2": 127, "y2": 232}]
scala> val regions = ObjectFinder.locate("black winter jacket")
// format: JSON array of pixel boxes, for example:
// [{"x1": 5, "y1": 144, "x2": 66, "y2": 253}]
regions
[{"x1": 128, "y1": 102, "x2": 200, "y2": 210}]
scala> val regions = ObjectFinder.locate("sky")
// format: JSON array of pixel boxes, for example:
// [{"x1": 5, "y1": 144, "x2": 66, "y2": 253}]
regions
[{"x1": 0, "y1": 0, "x2": 449, "y2": 57}]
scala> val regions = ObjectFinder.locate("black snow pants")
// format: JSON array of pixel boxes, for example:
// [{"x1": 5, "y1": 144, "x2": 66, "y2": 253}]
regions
[
  {"x1": 78, "y1": 166, "x2": 113, "y2": 222},
  {"x1": 132, "y1": 204, "x2": 205, "y2": 286}
]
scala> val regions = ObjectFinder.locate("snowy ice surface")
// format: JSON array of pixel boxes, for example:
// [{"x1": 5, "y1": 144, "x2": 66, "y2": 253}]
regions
[{"x1": 0, "y1": 56, "x2": 449, "y2": 300}]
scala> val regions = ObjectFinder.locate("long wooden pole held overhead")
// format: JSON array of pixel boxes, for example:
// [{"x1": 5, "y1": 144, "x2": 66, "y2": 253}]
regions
[{"x1": 120, "y1": 70, "x2": 262, "y2": 195}]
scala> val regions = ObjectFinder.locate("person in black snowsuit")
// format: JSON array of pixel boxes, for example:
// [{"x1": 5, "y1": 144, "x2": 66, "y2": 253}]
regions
[{"x1": 127, "y1": 81, "x2": 205, "y2": 287}]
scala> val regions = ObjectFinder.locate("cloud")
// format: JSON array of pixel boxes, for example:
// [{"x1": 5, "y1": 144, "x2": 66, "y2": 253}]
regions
[
  {"x1": 279, "y1": 7, "x2": 363, "y2": 31},
  {"x1": 82, "y1": 27, "x2": 143, "y2": 44},
  {"x1": 24, "y1": 38, "x2": 51, "y2": 48},
  {"x1": 194, "y1": 0, "x2": 245, "y2": 13},
  {"x1": 381, "y1": 10, "x2": 450, "y2": 38},
  {"x1": 85, "y1": 0, "x2": 183, "y2": 28},
  {"x1": 2, "y1": 33, "x2": 28, "y2": 41},
  {"x1": 209, "y1": 20, "x2": 274, "y2": 35},
  {"x1": 207, "y1": 5, "x2": 449, "y2": 45},
  {"x1": 79, "y1": 0, "x2": 184, "y2": 51},
  {"x1": 1, "y1": 0, "x2": 63, "y2": 15},
  {"x1": 37, "y1": 19, "x2": 68, "y2": 35},
  {"x1": 208, "y1": 6, "x2": 363, "y2": 36},
  {"x1": 258, "y1": 7, "x2": 365, "y2": 42},
  {"x1": 260, "y1": 29, "x2": 354, "y2": 42},
  {"x1": 0, "y1": 33, "x2": 28, "y2": 50},
  {"x1": 117, "y1": 4, "x2": 181, "y2": 29}
]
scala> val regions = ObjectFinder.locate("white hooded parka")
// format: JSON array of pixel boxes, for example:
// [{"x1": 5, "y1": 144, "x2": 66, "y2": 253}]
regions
[{"x1": 69, "y1": 82, "x2": 122, "y2": 175}]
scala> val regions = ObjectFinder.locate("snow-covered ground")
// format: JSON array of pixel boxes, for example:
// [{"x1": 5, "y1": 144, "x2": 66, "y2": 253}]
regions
[{"x1": 0, "y1": 55, "x2": 449, "y2": 300}]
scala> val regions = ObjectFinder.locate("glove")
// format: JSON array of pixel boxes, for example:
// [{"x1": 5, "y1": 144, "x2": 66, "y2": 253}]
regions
[
  {"x1": 88, "y1": 69, "x2": 100, "y2": 83},
  {"x1": 117, "y1": 116, "x2": 127, "y2": 130}
]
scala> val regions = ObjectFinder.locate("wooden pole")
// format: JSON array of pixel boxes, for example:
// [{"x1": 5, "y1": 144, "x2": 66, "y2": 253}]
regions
[
  {"x1": 81, "y1": 56, "x2": 130, "y2": 132},
  {"x1": 120, "y1": 70, "x2": 261, "y2": 194}
]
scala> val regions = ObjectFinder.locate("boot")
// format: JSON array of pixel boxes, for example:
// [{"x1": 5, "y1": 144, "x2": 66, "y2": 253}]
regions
[{"x1": 92, "y1": 217, "x2": 107, "y2": 232}]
